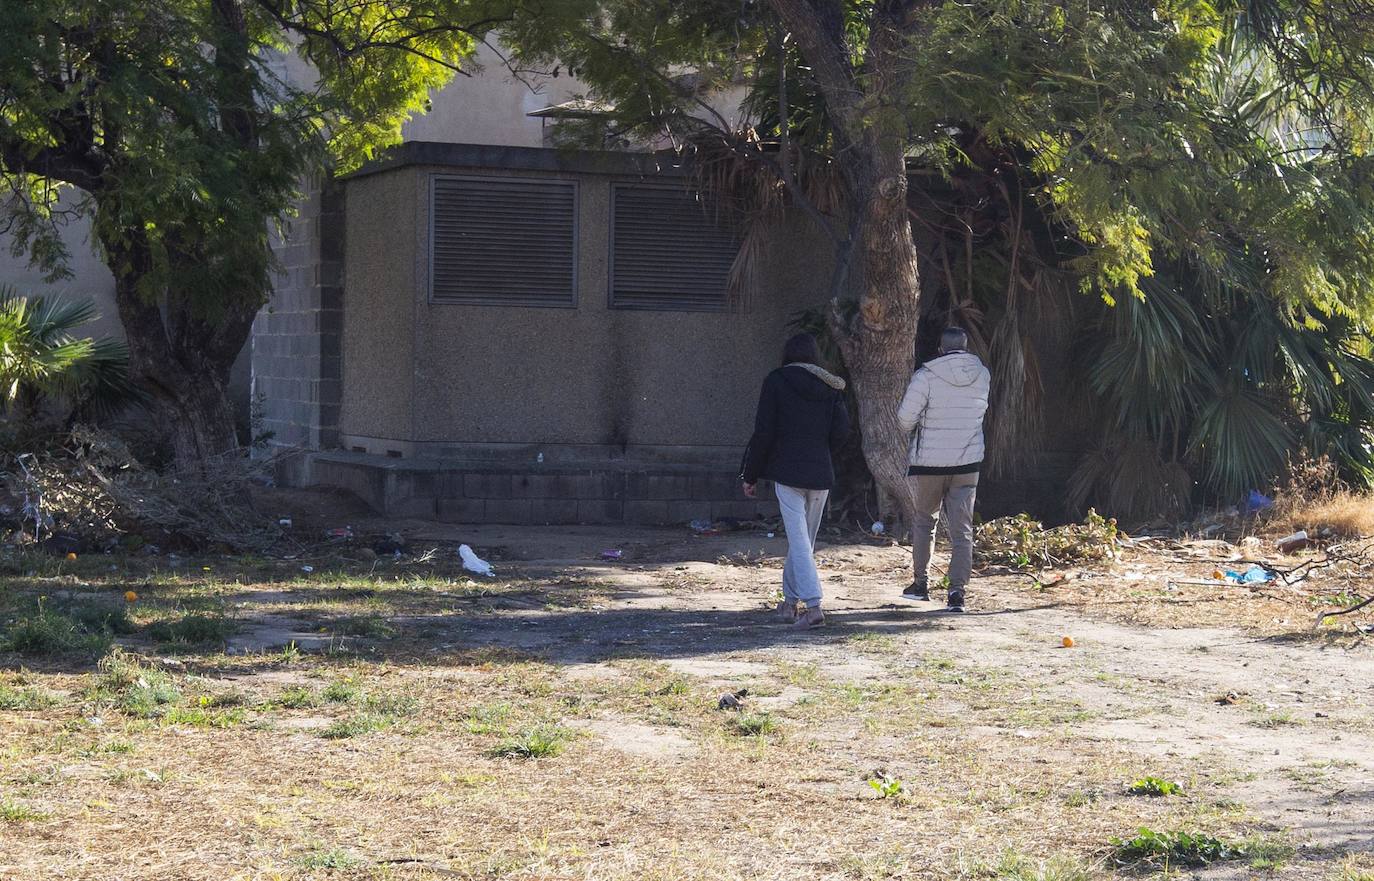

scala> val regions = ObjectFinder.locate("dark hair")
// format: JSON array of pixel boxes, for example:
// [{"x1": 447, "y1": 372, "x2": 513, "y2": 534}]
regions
[
  {"x1": 782, "y1": 332, "x2": 822, "y2": 367},
  {"x1": 939, "y1": 326, "x2": 969, "y2": 353}
]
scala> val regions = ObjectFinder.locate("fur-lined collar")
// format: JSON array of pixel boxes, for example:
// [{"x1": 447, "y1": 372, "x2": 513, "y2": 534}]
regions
[{"x1": 785, "y1": 362, "x2": 847, "y2": 391}]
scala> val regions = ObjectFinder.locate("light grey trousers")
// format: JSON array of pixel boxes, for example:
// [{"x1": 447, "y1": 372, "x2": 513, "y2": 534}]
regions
[
  {"x1": 909, "y1": 472, "x2": 979, "y2": 590},
  {"x1": 775, "y1": 483, "x2": 828, "y2": 606}
]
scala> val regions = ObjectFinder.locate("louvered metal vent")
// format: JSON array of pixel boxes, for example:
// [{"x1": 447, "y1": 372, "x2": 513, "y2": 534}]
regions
[
  {"x1": 429, "y1": 175, "x2": 578, "y2": 307},
  {"x1": 610, "y1": 184, "x2": 740, "y2": 311}
]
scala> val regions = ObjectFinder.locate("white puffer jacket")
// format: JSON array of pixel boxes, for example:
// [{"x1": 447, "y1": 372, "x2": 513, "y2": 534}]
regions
[{"x1": 897, "y1": 352, "x2": 990, "y2": 471}]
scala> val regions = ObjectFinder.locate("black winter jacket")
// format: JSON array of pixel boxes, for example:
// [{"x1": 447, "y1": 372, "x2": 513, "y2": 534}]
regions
[{"x1": 739, "y1": 363, "x2": 851, "y2": 491}]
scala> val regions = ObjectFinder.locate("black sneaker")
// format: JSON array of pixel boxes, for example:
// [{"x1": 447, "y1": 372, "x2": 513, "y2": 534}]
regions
[
  {"x1": 901, "y1": 580, "x2": 930, "y2": 602},
  {"x1": 945, "y1": 589, "x2": 966, "y2": 613}
]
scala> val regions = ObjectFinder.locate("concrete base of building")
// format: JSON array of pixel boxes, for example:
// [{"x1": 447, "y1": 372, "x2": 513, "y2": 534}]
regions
[{"x1": 283, "y1": 449, "x2": 780, "y2": 526}]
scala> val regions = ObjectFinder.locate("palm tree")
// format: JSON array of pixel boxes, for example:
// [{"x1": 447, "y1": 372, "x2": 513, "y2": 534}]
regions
[{"x1": 0, "y1": 286, "x2": 139, "y2": 425}]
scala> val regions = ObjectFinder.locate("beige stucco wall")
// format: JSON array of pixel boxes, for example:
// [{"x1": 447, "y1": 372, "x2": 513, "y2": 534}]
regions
[{"x1": 339, "y1": 160, "x2": 836, "y2": 454}]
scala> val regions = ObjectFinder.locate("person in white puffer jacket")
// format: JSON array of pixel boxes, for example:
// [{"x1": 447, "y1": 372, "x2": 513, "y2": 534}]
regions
[{"x1": 896, "y1": 327, "x2": 990, "y2": 613}]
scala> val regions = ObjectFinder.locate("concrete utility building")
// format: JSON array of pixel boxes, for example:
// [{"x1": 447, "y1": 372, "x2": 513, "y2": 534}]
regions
[{"x1": 4, "y1": 53, "x2": 827, "y2": 524}]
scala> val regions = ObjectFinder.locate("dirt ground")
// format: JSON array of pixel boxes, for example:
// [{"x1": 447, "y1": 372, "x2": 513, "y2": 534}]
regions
[{"x1": 1, "y1": 491, "x2": 1372, "y2": 880}]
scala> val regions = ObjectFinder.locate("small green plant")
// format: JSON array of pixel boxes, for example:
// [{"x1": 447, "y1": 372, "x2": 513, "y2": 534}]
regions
[
  {"x1": 729, "y1": 712, "x2": 778, "y2": 737},
  {"x1": 0, "y1": 799, "x2": 49, "y2": 823},
  {"x1": 0, "y1": 685, "x2": 57, "y2": 710},
  {"x1": 1252, "y1": 709, "x2": 1302, "y2": 729},
  {"x1": 364, "y1": 692, "x2": 420, "y2": 717},
  {"x1": 867, "y1": 773, "x2": 906, "y2": 799},
  {"x1": 277, "y1": 641, "x2": 302, "y2": 665},
  {"x1": 1128, "y1": 776, "x2": 1183, "y2": 797},
  {"x1": 318, "y1": 714, "x2": 388, "y2": 740},
  {"x1": 276, "y1": 686, "x2": 319, "y2": 708},
  {"x1": 1, "y1": 601, "x2": 113, "y2": 656},
  {"x1": 297, "y1": 847, "x2": 363, "y2": 869},
  {"x1": 465, "y1": 702, "x2": 511, "y2": 735},
  {"x1": 1242, "y1": 835, "x2": 1295, "y2": 870},
  {"x1": 489, "y1": 725, "x2": 568, "y2": 758},
  {"x1": 654, "y1": 678, "x2": 690, "y2": 696},
  {"x1": 148, "y1": 613, "x2": 236, "y2": 647},
  {"x1": 88, "y1": 649, "x2": 180, "y2": 718},
  {"x1": 1112, "y1": 827, "x2": 1246, "y2": 867},
  {"x1": 160, "y1": 706, "x2": 245, "y2": 728},
  {"x1": 322, "y1": 680, "x2": 359, "y2": 704}
]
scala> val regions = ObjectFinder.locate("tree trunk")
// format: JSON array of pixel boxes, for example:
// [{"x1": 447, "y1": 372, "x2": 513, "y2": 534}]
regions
[
  {"x1": 108, "y1": 242, "x2": 255, "y2": 469},
  {"x1": 768, "y1": 0, "x2": 925, "y2": 535},
  {"x1": 835, "y1": 143, "x2": 922, "y2": 536}
]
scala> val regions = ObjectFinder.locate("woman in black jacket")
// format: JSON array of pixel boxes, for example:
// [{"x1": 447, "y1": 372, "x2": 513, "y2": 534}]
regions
[{"x1": 740, "y1": 333, "x2": 850, "y2": 628}]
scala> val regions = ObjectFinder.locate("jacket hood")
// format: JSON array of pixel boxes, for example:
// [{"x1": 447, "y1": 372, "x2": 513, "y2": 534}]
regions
[
  {"x1": 923, "y1": 352, "x2": 984, "y2": 388},
  {"x1": 780, "y1": 362, "x2": 846, "y2": 399}
]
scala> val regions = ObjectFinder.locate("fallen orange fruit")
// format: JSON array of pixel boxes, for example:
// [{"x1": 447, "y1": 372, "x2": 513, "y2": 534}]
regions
[
  {"x1": 1062, "y1": 635, "x2": 1075, "y2": 648},
  {"x1": 1211, "y1": 569, "x2": 1224, "y2": 580},
  {"x1": 66, "y1": 552, "x2": 77, "y2": 561},
  {"x1": 124, "y1": 590, "x2": 139, "y2": 603}
]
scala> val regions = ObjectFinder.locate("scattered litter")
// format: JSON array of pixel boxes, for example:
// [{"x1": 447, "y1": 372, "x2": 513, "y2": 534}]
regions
[
  {"x1": 1216, "y1": 691, "x2": 1244, "y2": 705},
  {"x1": 600, "y1": 549, "x2": 623, "y2": 561},
  {"x1": 277, "y1": 518, "x2": 292, "y2": 528},
  {"x1": 1244, "y1": 490, "x2": 1273, "y2": 513},
  {"x1": 1276, "y1": 530, "x2": 1311, "y2": 554},
  {"x1": 717, "y1": 688, "x2": 748, "y2": 710},
  {"x1": 326, "y1": 526, "x2": 354, "y2": 540},
  {"x1": 458, "y1": 544, "x2": 495, "y2": 577},
  {"x1": 871, "y1": 521, "x2": 886, "y2": 535},
  {"x1": 1356, "y1": 623, "x2": 1373, "y2": 633},
  {"x1": 300, "y1": 565, "x2": 314, "y2": 573},
  {"x1": 766, "y1": 532, "x2": 775, "y2": 539},
  {"x1": 536, "y1": 453, "x2": 544, "y2": 464},
  {"x1": 1223, "y1": 565, "x2": 1273, "y2": 584}
]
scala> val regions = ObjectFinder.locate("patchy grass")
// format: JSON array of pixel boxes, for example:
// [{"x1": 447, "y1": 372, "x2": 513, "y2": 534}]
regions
[
  {"x1": 992, "y1": 851, "x2": 1095, "y2": 881},
  {"x1": 0, "y1": 537, "x2": 1366, "y2": 880},
  {"x1": 87, "y1": 649, "x2": 180, "y2": 717},
  {"x1": 275, "y1": 685, "x2": 319, "y2": 708},
  {"x1": 0, "y1": 800, "x2": 49, "y2": 824},
  {"x1": 0, "y1": 684, "x2": 58, "y2": 710},
  {"x1": 147, "y1": 613, "x2": 237, "y2": 647},
  {"x1": 489, "y1": 725, "x2": 569, "y2": 759},
  {"x1": 296, "y1": 846, "x2": 363, "y2": 869},
  {"x1": 1, "y1": 603, "x2": 114, "y2": 656},
  {"x1": 318, "y1": 714, "x2": 389, "y2": 740},
  {"x1": 728, "y1": 712, "x2": 778, "y2": 737}
]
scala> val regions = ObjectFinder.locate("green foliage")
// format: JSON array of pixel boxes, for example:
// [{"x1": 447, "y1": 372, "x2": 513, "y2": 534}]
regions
[
  {"x1": 867, "y1": 773, "x2": 906, "y2": 799},
  {"x1": 974, "y1": 510, "x2": 1119, "y2": 569},
  {"x1": 319, "y1": 714, "x2": 389, "y2": 740},
  {"x1": 0, "y1": 287, "x2": 138, "y2": 420},
  {"x1": 728, "y1": 712, "x2": 778, "y2": 737},
  {"x1": 1, "y1": 599, "x2": 127, "y2": 656},
  {"x1": 0, "y1": 685, "x2": 57, "y2": 710},
  {"x1": 1112, "y1": 827, "x2": 1246, "y2": 866},
  {"x1": 489, "y1": 725, "x2": 569, "y2": 758},
  {"x1": 276, "y1": 686, "x2": 320, "y2": 709},
  {"x1": 0, "y1": 800, "x2": 49, "y2": 824},
  {"x1": 148, "y1": 613, "x2": 237, "y2": 648},
  {"x1": 88, "y1": 650, "x2": 180, "y2": 718},
  {"x1": 297, "y1": 847, "x2": 363, "y2": 870},
  {"x1": 1128, "y1": 776, "x2": 1183, "y2": 797},
  {"x1": 505, "y1": 0, "x2": 1374, "y2": 516}
]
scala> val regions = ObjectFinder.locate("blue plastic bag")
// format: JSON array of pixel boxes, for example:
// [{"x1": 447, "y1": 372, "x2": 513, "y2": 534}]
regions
[{"x1": 1224, "y1": 564, "x2": 1273, "y2": 584}]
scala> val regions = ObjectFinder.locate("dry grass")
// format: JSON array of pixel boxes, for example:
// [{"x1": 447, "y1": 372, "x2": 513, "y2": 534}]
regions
[
  {"x1": 0, "y1": 539, "x2": 1368, "y2": 880},
  {"x1": 1266, "y1": 490, "x2": 1374, "y2": 539}
]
